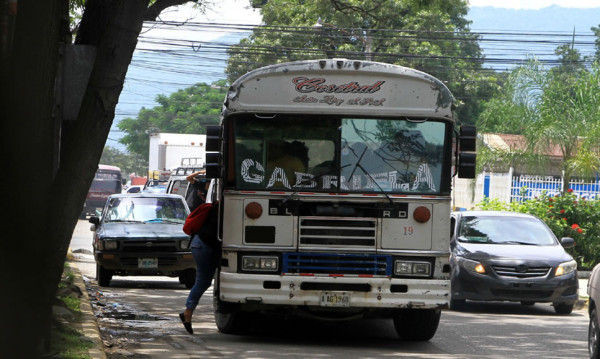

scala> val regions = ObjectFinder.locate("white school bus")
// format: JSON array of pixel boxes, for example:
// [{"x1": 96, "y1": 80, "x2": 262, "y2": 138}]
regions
[{"x1": 205, "y1": 59, "x2": 476, "y2": 341}]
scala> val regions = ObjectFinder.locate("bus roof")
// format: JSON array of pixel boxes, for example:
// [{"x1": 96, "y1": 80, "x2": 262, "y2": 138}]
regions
[
  {"x1": 98, "y1": 164, "x2": 121, "y2": 172},
  {"x1": 224, "y1": 59, "x2": 455, "y2": 120}
]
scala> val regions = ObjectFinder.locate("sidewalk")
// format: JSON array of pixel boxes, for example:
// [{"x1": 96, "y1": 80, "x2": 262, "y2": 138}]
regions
[{"x1": 70, "y1": 261, "x2": 107, "y2": 359}]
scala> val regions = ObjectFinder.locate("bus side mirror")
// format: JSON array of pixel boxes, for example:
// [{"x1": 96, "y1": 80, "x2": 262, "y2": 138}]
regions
[
  {"x1": 458, "y1": 125, "x2": 477, "y2": 179},
  {"x1": 205, "y1": 152, "x2": 222, "y2": 179},
  {"x1": 458, "y1": 152, "x2": 476, "y2": 178},
  {"x1": 205, "y1": 125, "x2": 223, "y2": 179},
  {"x1": 459, "y1": 125, "x2": 476, "y2": 152},
  {"x1": 206, "y1": 125, "x2": 222, "y2": 152}
]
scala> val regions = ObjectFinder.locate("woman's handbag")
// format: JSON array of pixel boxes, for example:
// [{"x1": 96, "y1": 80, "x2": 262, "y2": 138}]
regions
[{"x1": 183, "y1": 202, "x2": 213, "y2": 236}]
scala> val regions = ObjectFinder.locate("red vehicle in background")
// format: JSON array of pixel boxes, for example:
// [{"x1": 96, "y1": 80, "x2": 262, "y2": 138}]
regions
[{"x1": 81, "y1": 164, "x2": 123, "y2": 218}]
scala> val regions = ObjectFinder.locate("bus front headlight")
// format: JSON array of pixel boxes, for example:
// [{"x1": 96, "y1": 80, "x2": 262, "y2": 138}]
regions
[
  {"x1": 242, "y1": 256, "x2": 279, "y2": 272},
  {"x1": 394, "y1": 260, "x2": 432, "y2": 277}
]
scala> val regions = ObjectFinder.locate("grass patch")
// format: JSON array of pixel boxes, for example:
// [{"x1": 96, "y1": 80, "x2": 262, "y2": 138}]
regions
[
  {"x1": 60, "y1": 295, "x2": 82, "y2": 314},
  {"x1": 49, "y1": 262, "x2": 93, "y2": 359},
  {"x1": 51, "y1": 319, "x2": 93, "y2": 359}
]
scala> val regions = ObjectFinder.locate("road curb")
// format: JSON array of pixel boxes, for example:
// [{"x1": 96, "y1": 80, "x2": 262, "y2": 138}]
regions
[{"x1": 70, "y1": 261, "x2": 107, "y2": 359}]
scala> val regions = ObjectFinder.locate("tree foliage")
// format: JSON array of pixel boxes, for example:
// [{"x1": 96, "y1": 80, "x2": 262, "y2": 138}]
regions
[
  {"x1": 100, "y1": 146, "x2": 148, "y2": 176},
  {"x1": 118, "y1": 80, "x2": 227, "y2": 158},
  {"x1": 478, "y1": 57, "x2": 600, "y2": 188},
  {"x1": 225, "y1": 0, "x2": 501, "y2": 124}
]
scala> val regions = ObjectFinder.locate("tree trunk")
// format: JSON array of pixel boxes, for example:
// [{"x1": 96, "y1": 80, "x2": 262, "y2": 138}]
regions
[
  {"x1": 0, "y1": 0, "x2": 69, "y2": 356},
  {"x1": 1, "y1": 0, "x2": 197, "y2": 356}
]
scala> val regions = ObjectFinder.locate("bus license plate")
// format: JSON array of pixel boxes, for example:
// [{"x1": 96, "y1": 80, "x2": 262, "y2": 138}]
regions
[
  {"x1": 320, "y1": 292, "x2": 350, "y2": 307},
  {"x1": 138, "y1": 258, "x2": 158, "y2": 268}
]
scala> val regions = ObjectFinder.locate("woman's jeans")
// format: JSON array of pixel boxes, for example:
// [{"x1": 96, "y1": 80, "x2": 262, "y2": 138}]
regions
[{"x1": 185, "y1": 235, "x2": 218, "y2": 311}]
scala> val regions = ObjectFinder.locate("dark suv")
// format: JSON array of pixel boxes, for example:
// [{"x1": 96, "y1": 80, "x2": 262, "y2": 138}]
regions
[{"x1": 89, "y1": 193, "x2": 195, "y2": 288}]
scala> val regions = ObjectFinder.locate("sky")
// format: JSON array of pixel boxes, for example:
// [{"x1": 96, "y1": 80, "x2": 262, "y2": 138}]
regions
[
  {"x1": 469, "y1": 0, "x2": 600, "y2": 9},
  {"x1": 108, "y1": 0, "x2": 600, "y2": 150}
]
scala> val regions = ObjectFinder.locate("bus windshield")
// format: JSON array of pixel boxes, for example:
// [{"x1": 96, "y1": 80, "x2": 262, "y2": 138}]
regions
[{"x1": 232, "y1": 115, "x2": 449, "y2": 194}]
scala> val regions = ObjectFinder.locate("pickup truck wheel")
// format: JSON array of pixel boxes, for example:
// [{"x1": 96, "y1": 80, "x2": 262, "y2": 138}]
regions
[
  {"x1": 96, "y1": 264, "x2": 112, "y2": 287},
  {"x1": 554, "y1": 302, "x2": 574, "y2": 315},
  {"x1": 393, "y1": 309, "x2": 441, "y2": 341},
  {"x1": 179, "y1": 269, "x2": 196, "y2": 289}
]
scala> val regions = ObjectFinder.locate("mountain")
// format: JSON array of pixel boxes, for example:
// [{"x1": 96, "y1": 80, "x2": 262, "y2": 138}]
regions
[
  {"x1": 467, "y1": 5, "x2": 600, "y2": 70},
  {"x1": 467, "y1": 5, "x2": 600, "y2": 33}
]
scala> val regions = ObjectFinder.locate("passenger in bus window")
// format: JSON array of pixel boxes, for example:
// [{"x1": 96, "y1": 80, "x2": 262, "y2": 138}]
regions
[{"x1": 266, "y1": 140, "x2": 308, "y2": 188}]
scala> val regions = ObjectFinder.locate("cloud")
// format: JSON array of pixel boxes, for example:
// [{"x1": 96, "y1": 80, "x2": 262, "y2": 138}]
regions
[{"x1": 468, "y1": 0, "x2": 600, "y2": 9}]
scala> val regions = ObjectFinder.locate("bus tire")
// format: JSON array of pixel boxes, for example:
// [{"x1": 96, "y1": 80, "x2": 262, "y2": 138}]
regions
[
  {"x1": 96, "y1": 264, "x2": 112, "y2": 287},
  {"x1": 213, "y1": 296, "x2": 245, "y2": 334},
  {"x1": 393, "y1": 308, "x2": 441, "y2": 341}
]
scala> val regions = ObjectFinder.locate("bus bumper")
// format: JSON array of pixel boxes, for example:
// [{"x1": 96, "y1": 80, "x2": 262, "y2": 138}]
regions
[{"x1": 217, "y1": 272, "x2": 449, "y2": 309}]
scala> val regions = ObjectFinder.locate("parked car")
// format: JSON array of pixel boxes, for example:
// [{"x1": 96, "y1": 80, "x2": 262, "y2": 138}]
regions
[
  {"x1": 143, "y1": 179, "x2": 168, "y2": 193},
  {"x1": 125, "y1": 185, "x2": 144, "y2": 193},
  {"x1": 450, "y1": 210, "x2": 578, "y2": 314},
  {"x1": 89, "y1": 193, "x2": 195, "y2": 288},
  {"x1": 588, "y1": 263, "x2": 600, "y2": 358},
  {"x1": 166, "y1": 167, "x2": 205, "y2": 198}
]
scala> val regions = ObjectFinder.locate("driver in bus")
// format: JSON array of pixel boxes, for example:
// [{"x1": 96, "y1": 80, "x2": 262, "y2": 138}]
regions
[{"x1": 266, "y1": 140, "x2": 308, "y2": 188}]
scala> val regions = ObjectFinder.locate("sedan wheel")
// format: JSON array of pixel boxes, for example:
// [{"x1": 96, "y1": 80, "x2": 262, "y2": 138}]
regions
[
  {"x1": 553, "y1": 302, "x2": 574, "y2": 315},
  {"x1": 590, "y1": 308, "x2": 600, "y2": 359},
  {"x1": 450, "y1": 298, "x2": 466, "y2": 311}
]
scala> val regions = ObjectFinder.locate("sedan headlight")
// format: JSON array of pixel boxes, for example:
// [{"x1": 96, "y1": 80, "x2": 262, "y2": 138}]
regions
[
  {"x1": 458, "y1": 257, "x2": 486, "y2": 274},
  {"x1": 555, "y1": 260, "x2": 577, "y2": 277},
  {"x1": 241, "y1": 256, "x2": 279, "y2": 272}
]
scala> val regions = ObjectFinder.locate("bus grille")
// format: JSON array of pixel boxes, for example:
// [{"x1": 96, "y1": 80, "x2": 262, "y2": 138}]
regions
[
  {"x1": 283, "y1": 253, "x2": 391, "y2": 276},
  {"x1": 299, "y1": 218, "x2": 377, "y2": 247}
]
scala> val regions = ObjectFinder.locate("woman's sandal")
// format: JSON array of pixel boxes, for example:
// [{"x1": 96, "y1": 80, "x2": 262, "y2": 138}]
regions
[{"x1": 179, "y1": 312, "x2": 193, "y2": 334}]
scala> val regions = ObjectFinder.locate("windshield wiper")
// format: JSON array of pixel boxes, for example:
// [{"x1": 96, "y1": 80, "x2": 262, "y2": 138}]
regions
[
  {"x1": 497, "y1": 241, "x2": 539, "y2": 245},
  {"x1": 106, "y1": 219, "x2": 144, "y2": 223},
  {"x1": 282, "y1": 164, "x2": 351, "y2": 204},
  {"x1": 145, "y1": 218, "x2": 183, "y2": 224}
]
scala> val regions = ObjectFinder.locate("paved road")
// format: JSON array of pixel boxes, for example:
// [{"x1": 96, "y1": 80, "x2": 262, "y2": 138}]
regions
[{"x1": 69, "y1": 219, "x2": 591, "y2": 359}]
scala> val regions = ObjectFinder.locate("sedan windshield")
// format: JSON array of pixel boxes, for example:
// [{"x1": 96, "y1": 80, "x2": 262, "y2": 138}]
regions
[
  {"x1": 104, "y1": 197, "x2": 187, "y2": 223},
  {"x1": 458, "y1": 216, "x2": 557, "y2": 245}
]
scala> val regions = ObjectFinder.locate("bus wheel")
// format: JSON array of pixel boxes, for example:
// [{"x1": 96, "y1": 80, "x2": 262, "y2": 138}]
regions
[
  {"x1": 96, "y1": 264, "x2": 113, "y2": 287},
  {"x1": 393, "y1": 308, "x2": 441, "y2": 341},
  {"x1": 213, "y1": 296, "x2": 245, "y2": 334}
]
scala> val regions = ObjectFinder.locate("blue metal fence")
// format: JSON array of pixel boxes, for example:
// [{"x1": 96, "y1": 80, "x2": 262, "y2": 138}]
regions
[{"x1": 510, "y1": 175, "x2": 600, "y2": 202}]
